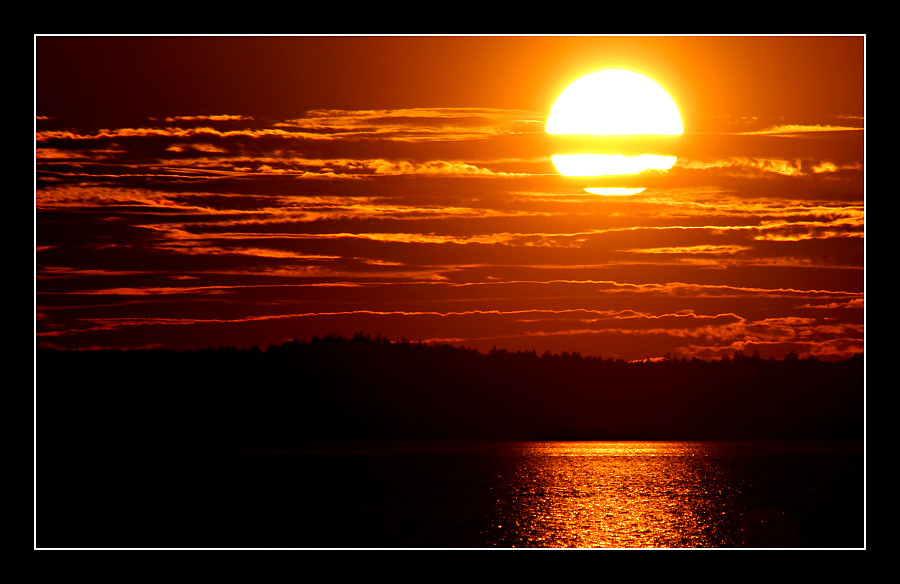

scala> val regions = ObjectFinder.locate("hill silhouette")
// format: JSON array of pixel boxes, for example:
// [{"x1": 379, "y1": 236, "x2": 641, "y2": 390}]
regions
[{"x1": 37, "y1": 334, "x2": 864, "y2": 451}]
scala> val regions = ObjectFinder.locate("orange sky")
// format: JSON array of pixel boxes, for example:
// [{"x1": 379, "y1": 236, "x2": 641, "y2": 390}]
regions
[{"x1": 35, "y1": 35, "x2": 865, "y2": 361}]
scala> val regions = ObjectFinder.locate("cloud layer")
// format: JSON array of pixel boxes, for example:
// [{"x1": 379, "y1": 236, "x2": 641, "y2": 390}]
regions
[{"x1": 36, "y1": 101, "x2": 863, "y2": 361}]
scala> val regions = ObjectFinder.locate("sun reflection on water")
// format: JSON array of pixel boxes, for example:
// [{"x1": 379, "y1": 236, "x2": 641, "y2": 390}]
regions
[{"x1": 486, "y1": 441, "x2": 737, "y2": 548}]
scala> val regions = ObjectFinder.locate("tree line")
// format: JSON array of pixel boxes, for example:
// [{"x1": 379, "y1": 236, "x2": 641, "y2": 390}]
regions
[{"x1": 36, "y1": 333, "x2": 864, "y2": 451}]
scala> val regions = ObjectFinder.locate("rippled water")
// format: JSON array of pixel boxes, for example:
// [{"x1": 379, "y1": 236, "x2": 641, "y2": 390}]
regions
[
  {"x1": 485, "y1": 441, "x2": 736, "y2": 547},
  {"x1": 39, "y1": 441, "x2": 863, "y2": 548},
  {"x1": 474, "y1": 441, "x2": 862, "y2": 548}
]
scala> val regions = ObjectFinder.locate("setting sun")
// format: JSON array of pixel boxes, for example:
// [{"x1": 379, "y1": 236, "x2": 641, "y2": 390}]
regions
[{"x1": 547, "y1": 69, "x2": 683, "y2": 192}]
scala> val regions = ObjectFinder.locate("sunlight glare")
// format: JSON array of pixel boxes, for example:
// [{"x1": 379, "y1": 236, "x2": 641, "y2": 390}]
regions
[
  {"x1": 547, "y1": 69, "x2": 683, "y2": 194},
  {"x1": 550, "y1": 153, "x2": 677, "y2": 177},
  {"x1": 547, "y1": 69, "x2": 683, "y2": 136},
  {"x1": 583, "y1": 187, "x2": 646, "y2": 196}
]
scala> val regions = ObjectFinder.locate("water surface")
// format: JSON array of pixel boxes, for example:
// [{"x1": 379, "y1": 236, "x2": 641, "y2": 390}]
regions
[{"x1": 38, "y1": 441, "x2": 863, "y2": 548}]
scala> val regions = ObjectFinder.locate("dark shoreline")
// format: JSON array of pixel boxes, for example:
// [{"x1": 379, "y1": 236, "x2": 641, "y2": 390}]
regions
[{"x1": 37, "y1": 334, "x2": 864, "y2": 452}]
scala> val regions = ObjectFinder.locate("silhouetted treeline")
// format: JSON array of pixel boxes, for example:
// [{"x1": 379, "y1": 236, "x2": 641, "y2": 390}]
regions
[{"x1": 36, "y1": 334, "x2": 864, "y2": 451}]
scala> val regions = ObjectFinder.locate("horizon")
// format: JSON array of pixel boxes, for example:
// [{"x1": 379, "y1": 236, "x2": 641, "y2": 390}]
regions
[{"x1": 35, "y1": 329, "x2": 864, "y2": 365}]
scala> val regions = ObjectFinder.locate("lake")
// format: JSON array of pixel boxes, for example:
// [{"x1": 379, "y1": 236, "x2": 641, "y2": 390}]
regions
[{"x1": 37, "y1": 441, "x2": 864, "y2": 549}]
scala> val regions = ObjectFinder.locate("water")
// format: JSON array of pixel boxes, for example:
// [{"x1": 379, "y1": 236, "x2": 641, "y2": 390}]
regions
[{"x1": 38, "y1": 441, "x2": 864, "y2": 548}]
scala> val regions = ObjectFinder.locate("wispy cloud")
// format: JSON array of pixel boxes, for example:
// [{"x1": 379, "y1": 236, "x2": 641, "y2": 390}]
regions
[
  {"x1": 738, "y1": 123, "x2": 864, "y2": 135},
  {"x1": 274, "y1": 108, "x2": 546, "y2": 141},
  {"x1": 36, "y1": 105, "x2": 863, "y2": 360},
  {"x1": 676, "y1": 157, "x2": 862, "y2": 178}
]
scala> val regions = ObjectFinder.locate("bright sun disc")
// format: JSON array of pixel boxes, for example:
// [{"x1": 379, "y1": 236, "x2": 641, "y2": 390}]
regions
[
  {"x1": 547, "y1": 69, "x2": 683, "y2": 136},
  {"x1": 547, "y1": 69, "x2": 683, "y2": 193},
  {"x1": 550, "y1": 153, "x2": 677, "y2": 177}
]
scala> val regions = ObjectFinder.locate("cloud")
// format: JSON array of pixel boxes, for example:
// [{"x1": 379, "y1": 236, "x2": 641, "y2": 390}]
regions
[
  {"x1": 675, "y1": 156, "x2": 861, "y2": 178},
  {"x1": 621, "y1": 244, "x2": 751, "y2": 255},
  {"x1": 274, "y1": 108, "x2": 546, "y2": 142},
  {"x1": 738, "y1": 124, "x2": 864, "y2": 135},
  {"x1": 36, "y1": 105, "x2": 864, "y2": 360},
  {"x1": 36, "y1": 107, "x2": 550, "y2": 186},
  {"x1": 163, "y1": 115, "x2": 254, "y2": 122}
]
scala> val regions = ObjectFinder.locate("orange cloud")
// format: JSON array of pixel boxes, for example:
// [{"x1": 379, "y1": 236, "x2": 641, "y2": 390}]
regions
[
  {"x1": 739, "y1": 124, "x2": 864, "y2": 135},
  {"x1": 274, "y1": 108, "x2": 545, "y2": 142},
  {"x1": 676, "y1": 157, "x2": 858, "y2": 178}
]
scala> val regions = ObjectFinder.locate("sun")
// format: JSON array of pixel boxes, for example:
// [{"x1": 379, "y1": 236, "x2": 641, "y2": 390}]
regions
[
  {"x1": 547, "y1": 69, "x2": 683, "y2": 194},
  {"x1": 547, "y1": 69, "x2": 683, "y2": 136}
]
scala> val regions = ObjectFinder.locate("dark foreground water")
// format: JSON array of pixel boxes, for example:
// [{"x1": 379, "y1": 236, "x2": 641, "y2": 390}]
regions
[{"x1": 37, "y1": 441, "x2": 864, "y2": 548}]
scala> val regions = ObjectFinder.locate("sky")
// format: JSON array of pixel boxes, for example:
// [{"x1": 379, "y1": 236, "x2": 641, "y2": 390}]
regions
[{"x1": 35, "y1": 35, "x2": 865, "y2": 362}]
